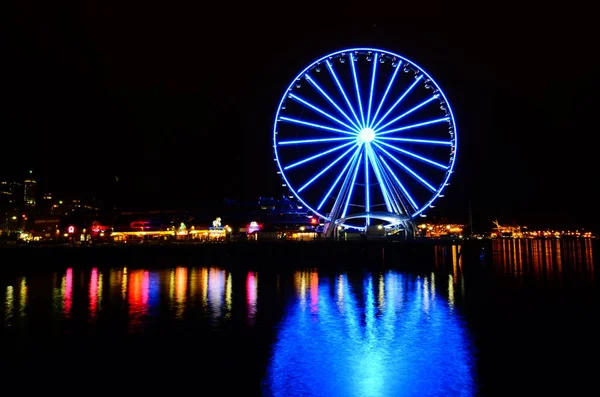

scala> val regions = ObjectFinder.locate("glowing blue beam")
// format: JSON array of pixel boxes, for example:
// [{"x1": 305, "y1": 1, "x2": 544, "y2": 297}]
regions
[
  {"x1": 316, "y1": 144, "x2": 363, "y2": 211},
  {"x1": 365, "y1": 144, "x2": 370, "y2": 215},
  {"x1": 373, "y1": 148, "x2": 407, "y2": 215},
  {"x1": 279, "y1": 137, "x2": 355, "y2": 145},
  {"x1": 278, "y1": 117, "x2": 356, "y2": 136},
  {"x1": 377, "y1": 137, "x2": 451, "y2": 145},
  {"x1": 376, "y1": 141, "x2": 448, "y2": 170},
  {"x1": 375, "y1": 94, "x2": 439, "y2": 132},
  {"x1": 305, "y1": 74, "x2": 361, "y2": 132},
  {"x1": 290, "y1": 93, "x2": 358, "y2": 132},
  {"x1": 366, "y1": 145, "x2": 393, "y2": 213},
  {"x1": 349, "y1": 54, "x2": 365, "y2": 128},
  {"x1": 374, "y1": 143, "x2": 436, "y2": 192},
  {"x1": 284, "y1": 141, "x2": 356, "y2": 170},
  {"x1": 366, "y1": 53, "x2": 378, "y2": 128},
  {"x1": 378, "y1": 158, "x2": 404, "y2": 214},
  {"x1": 378, "y1": 155, "x2": 419, "y2": 211},
  {"x1": 372, "y1": 75, "x2": 423, "y2": 131},
  {"x1": 298, "y1": 143, "x2": 359, "y2": 193},
  {"x1": 325, "y1": 60, "x2": 362, "y2": 128},
  {"x1": 370, "y1": 60, "x2": 402, "y2": 129},
  {"x1": 341, "y1": 152, "x2": 363, "y2": 218},
  {"x1": 376, "y1": 117, "x2": 450, "y2": 136}
]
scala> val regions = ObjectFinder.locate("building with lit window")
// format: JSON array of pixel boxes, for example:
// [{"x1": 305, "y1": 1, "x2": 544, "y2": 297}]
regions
[{"x1": 24, "y1": 179, "x2": 37, "y2": 206}]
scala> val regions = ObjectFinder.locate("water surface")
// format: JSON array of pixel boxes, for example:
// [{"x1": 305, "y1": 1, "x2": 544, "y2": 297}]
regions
[{"x1": 1, "y1": 239, "x2": 597, "y2": 396}]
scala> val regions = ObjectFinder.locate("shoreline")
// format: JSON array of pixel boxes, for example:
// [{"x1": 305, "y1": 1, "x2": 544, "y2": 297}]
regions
[{"x1": 0, "y1": 239, "x2": 491, "y2": 270}]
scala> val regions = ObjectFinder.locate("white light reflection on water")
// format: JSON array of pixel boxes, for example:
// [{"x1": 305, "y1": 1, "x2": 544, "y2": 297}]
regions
[
  {"x1": 264, "y1": 270, "x2": 475, "y2": 397},
  {"x1": 208, "y1": 268, "x2": 226, "y2": 319}
]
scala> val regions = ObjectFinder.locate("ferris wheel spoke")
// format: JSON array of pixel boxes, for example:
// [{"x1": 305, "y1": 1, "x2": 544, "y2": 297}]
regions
[
  {"x1": 349, "y1": 54, "x2": 366, "y2": 128},
  {"x1": 325, "y1": 60, "x2": 362, "y2": 129},
  {"x1": 297, "y1": 143, "x2": 360, "y2": 193},
  {"x1": 376, "y1": 154, "x2": 414, "y2": 215},
  {"x1": 365, "y1": 53, "x2": 378, "y2": 128},
  {"x1": 364, "y1": 144, "x2": 370, "y2": 219},
  {"x1": 317, "y1": 144, "x2": 363, "y2": 211},
  {"x1": 378, "y1": 155, "x2": 419, "y2": 213},
  {"x1": 376, "y1": 117, "x2": 451, "y2": 136},
  {"x1": 365, "y1": 144, "x2": 393, "y2": 213},
  {"x1": 341, "y1": 152, "x2": 363, "y2": 218},
  {"x1": 381, "y1": 157, "x2": 415, "y2": 215},
  {"x1": 377, "y1": 137, "x2": 451, "y2": 146},
  {"x1": 284, "y1": 141, "x2": 356, "y2": 171},
  {"x1": 375, "y1": 141, "x2": 448, "y2": 170},
  {"x1": 278, "y1": 117, "x2": 356, "y2": 136},
  {"x1": 374, "y1": 144, "x2": 436, "y2": 192},
  {"x1": 371, "y1": 75, "x2": 423, "y2": 131},
  {"x1": 370, "y1": 60, "x2": 402, "y2": 130},
  {"x1": 374, "y1": 94, "x2": 440, "y2": 132},
  {"x1": 305, "y1": 74, "x2": 361, "y2": 132},
  {"x1": 290, "y1": 93, "x2": 358, "y2": 132},
  {"x1": 279, "y1": 137, "x2": 356, "y2": 145}
]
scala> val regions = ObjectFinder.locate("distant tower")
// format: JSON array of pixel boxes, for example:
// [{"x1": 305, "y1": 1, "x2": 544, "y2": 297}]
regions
[{"x1": 24, "y1": 170, "x2": 37, "y2": 207}]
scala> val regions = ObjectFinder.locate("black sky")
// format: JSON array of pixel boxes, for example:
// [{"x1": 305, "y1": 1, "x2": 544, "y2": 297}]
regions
[{"x1": 1, "y1": 1, "x2": 597, "y2": 231}]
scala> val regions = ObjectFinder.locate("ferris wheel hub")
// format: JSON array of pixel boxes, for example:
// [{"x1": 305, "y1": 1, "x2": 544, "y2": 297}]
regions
[{"x1": 358, "y1": 128, "x2": 375, "y2": 143}]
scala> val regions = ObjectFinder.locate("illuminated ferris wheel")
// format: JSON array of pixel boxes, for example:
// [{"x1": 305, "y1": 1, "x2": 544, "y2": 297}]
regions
[{"x1": 272, "y1": 48, "x2": 457, "y2": 236}]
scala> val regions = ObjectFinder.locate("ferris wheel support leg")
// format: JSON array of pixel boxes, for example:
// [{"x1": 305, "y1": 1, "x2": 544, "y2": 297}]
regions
[{"x1": 402, "y1": 219, "x2": 417, "y2": 239}]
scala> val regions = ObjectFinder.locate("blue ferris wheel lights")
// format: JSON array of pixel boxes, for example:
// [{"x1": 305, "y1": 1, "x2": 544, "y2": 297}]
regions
[
  {"x1": 376, "y1": 140, "x2": 448, "y2": 170},
  {"x1": 273, "y1": 48, "x2": 459, "y2": 226},
  {"x1": 376, "y1": 117, "x2": 451, "y2": 136},
  {"x1": 279, "y1": 137, "x2": 355, "y2": 145},
  {"x1": 379, "y1": 156, "x2": 419, "y2": 211},
  {"x1": 298, "y1": 144, "x2": 360, "y2": 193},
  {"x1": 375, "y1": 145, "x2": 436, "y2": 192},
  {"x1": 372, "y1": 75, "x2": 423, "y2": 131},
  {"x1": 376, "y1": 137, "x2": 451, "y2": 146},
  {"x1": 358, "y1": 128, "x2": 375, "y2": 143},
  {"x1": 375, "y1": 94, "x2": 440, "y2": 132},
  {"x1": 366, "y1": 52, "x2": 379, "y2": 128},
  {"x1": 364, "y1": 145, "x2": 370, "y2": 214},
  {"x1": 341, "y1": 152, "x2": 363, "y2": 218},
  {"x1": 305, "y1": 74, "x2": 361, "y2": 131},
  {"x1": 284, "y1": 141, "x2": 356, "y2": 170},
  {"x1": 278, "y1": 116, "x2": 353, "y2": 135},
  {"x1": 371, "y1": 60, "x2": 402, "y2": 129},
  {"x1": 289, "y1": 93, "x2": 359, "y2": 132},
  {"x1": 324, "y1": 60, "x2": 362, "y2": 128},
  {"x1": 349, "y1": 54, "x2": 366, "y2": 127},
  {"x1": 317, "y1": 145, "x2": 363, "y2": 211}
]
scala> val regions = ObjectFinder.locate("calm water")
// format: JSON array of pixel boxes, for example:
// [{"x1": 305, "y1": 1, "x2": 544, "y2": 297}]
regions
[{"x1": 1, "y1": 239, "x2": 597, "y2": 396}]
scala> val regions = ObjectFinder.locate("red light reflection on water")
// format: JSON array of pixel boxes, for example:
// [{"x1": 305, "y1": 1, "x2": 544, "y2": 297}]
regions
[
  {"x1": 64, "y1": 268, "x2": 73, "y2": 317},
  {"x1": 89, "y1": 268, "x2": 98, "y2": 317},
  {"x1": 246, "y1": 272, "x2": 257, "y2": 324},
  {"x1": 128, "y1": 270, "x2": 149, "y2": 331}
]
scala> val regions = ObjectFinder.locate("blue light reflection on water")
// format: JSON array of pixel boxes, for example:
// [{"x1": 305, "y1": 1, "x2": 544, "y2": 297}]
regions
[{"x1": 263, "y1": 270, "x2": 475, "y2": 397}]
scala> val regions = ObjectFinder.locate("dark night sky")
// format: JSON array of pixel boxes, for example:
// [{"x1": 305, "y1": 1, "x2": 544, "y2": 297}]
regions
[{"x1": 1, "y1": 1, "x2": 597, "y2": 231}]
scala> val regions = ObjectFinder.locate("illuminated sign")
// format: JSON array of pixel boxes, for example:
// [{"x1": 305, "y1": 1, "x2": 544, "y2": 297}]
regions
[
  {"x1": 68, "y1": 226, "x2": 75, "y2": 234},
  {"x1": 212, "y1": 217, "x2": 222, "y2": 228},
  {"x1": 247, "y1": 221, "x2": 261, "y2": 234}
]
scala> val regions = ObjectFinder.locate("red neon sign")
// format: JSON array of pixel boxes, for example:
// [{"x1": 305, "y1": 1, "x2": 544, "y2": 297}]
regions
[{"x1": 68, "y1": 226, "x2": 75, "y2": 234}]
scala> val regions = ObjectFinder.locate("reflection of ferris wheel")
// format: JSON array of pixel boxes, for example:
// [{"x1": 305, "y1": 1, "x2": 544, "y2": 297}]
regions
[{"x1": 273, "y1": 48, "x2": 457, "y2": 236}]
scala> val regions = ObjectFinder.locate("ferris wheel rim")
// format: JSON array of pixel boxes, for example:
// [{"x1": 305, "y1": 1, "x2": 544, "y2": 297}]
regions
[{"x1": 272, "y1": 47, "x2": 458, "y2": 225}]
